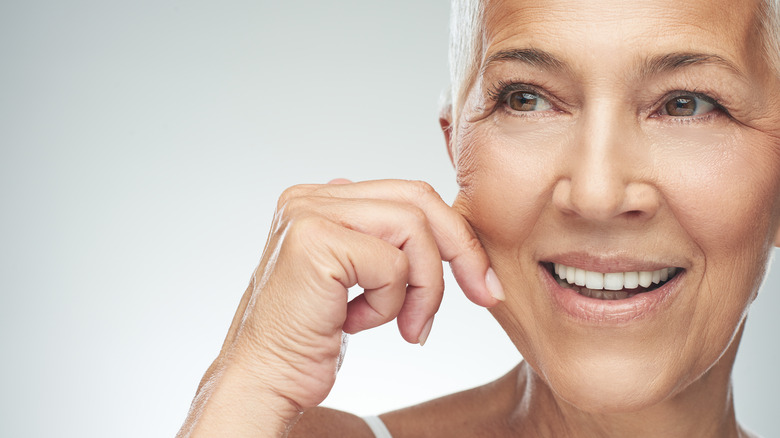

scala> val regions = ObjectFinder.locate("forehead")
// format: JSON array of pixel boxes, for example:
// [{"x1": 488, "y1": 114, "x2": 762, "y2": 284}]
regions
[{"x1": 481, "y1": 0, "x2": 766, "y2": 76}]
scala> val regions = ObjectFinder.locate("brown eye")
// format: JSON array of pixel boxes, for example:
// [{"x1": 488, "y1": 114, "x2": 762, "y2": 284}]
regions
[
  {"x1": 662, "y1": 95, "x2": 715, "y2": 117},
  {"x1": 507, "y1": 91, "x2": 552, "y2": 112}
]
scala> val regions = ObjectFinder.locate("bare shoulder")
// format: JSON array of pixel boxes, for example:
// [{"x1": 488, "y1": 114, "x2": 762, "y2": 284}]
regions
[
  {"x1": 289, "y1": 367, "x2": 519, "y2": 438},
  {"x1": 288, "y1": 406, "x2": 375, "y2": 438},
  {"x1": 379, "y1": 367, "x2": 519, "y2": 438}
]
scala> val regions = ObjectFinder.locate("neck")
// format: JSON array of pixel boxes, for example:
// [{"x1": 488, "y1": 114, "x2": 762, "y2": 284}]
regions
[{"x1": 505, "y1": 325, "x2": 746, "y2": 438}]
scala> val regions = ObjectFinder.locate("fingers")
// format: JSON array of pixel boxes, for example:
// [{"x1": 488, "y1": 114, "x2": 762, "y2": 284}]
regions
[
  {"x1": 323, "y1": 225, "x2": 412, "y2": 336},
  {"x1": 299, "y1": 180, "x2": 504, "y2": 307},
  {"x1": 327, "y1": 178, "x2": 353, "y2": 185},
  {"x1": 274, "y1": 178, "x2": 504, "y2": 347},
  {"x1": 281, "y1": 196, "x2": 444, "y2": 343}
]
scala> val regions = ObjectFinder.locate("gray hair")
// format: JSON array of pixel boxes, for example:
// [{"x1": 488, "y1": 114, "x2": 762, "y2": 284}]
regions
[
  {"x1": 446, "y1": 0, "x2": 485, "y2": 128},
  {"x1": 445, "y1": 0, "x2": 780, "y2": 125},
  {"x1": 762, "y1": 0, "x2": 780, "y2": 73}
]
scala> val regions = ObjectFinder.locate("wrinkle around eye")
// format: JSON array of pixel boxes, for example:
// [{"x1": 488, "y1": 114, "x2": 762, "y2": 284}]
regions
[
  {"x1": 462, "y1": 99, "x2": 499, "y2": 125},
  {"x1": 466, "y1": 65, "x2": 576, "y2": 124}
]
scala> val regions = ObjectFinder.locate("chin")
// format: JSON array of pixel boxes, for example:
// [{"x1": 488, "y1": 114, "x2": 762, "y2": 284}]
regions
[
  {"x1": 524, "y1": 326, "x2": 740, "y2": 416},
  {"x1": 541, "y1": 363, "x2": 674, "y2": 414}
]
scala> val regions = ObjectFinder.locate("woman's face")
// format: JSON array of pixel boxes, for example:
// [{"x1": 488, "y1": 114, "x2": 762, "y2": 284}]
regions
[{"x1": 451, "y1": 0, "x2": 780, "y2": 412}]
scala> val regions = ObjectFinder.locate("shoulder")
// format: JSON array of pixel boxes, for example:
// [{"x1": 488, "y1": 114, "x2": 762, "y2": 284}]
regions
[
  {"x1": 378, "y1": 367, "x2": 519, "y2": 437},
  {"x1": 288, "y1": 406, "x2": 375, "y2": 438},
  {"x1": 289, "y1": 366, "x2": 520, "y2": 438},
  {"x1": 288, "y1": 388, "x2": 499, "y2": 438}
]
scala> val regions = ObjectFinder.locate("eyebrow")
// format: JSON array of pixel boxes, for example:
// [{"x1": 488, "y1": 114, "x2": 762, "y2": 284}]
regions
[
  {"x1": 638, "y1": 52, "x2": 745, "y2": 79},
  {"x1": 482, "y1": 48, "x2": 567, "y2": 75},
  {"x1": 482, "y1": 48, "x2": 746, "y2": 81}
]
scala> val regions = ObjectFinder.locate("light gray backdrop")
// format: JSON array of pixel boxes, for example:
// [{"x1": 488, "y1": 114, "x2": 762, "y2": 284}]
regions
[{"x1": 1, "y1": 1, "x2": 777, "y2": 437}]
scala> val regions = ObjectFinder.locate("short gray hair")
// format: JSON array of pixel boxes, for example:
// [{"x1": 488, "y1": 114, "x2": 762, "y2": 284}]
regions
[
  {"x1": 445, "y1": 0, "x2": 780, "y2": 123},
  {"x1": 446, "y1": 0, "x2": 485, "y2": 127},
  {"x1": 761, "y1": 0, "x2": 780, "y2": 74}
]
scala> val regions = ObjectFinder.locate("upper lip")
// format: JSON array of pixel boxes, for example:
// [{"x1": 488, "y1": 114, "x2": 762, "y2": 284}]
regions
[{"x1": 539, "y1": 251, "x2": 690, "y2": 273}]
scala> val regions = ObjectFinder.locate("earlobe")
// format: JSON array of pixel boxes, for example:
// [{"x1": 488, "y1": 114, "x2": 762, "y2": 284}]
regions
[{"x1": 439, "y1": 105, "x2": 455, "y2": 167}]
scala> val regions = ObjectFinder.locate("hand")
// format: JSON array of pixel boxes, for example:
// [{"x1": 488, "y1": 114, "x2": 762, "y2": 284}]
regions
[{"x1": 178, "y1": 179, "x2": 504, "y2": 437}]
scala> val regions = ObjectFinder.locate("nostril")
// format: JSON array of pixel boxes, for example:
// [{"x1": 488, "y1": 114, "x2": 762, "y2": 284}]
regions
[{"x1": 624, "y1": 210, "x2": 645, "y2": 218}]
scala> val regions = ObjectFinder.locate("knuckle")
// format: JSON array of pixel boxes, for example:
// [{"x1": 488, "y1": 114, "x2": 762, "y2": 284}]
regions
[
  {"x1": 399, "y1": 203, "x2": 428, "y2": 227},
  {"x1": 287, "y1": 214, "x2": 330, "y2": 239},
  {"x1": 407, "y1": 180, "x2": 437, "y2": 198},
  {"x1": 460, "y1": 230, "x2": 484, "y2": 255},
  {"x1": 277, "y1": 184, "x2": 315, "y2": 211},
  {"x1": 278, "y1": 195, "x2": 316, "y2": 218},
  {"x1": 390, "y1": 249, "x2": 410, "y2": 280}
]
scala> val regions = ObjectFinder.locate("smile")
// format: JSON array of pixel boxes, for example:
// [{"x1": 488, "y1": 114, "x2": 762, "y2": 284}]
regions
[{"x1": 551, "y1": 263, "x2": 680, "y2": 300}]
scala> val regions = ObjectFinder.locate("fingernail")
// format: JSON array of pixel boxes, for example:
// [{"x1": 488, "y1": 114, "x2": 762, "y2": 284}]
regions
[
  {"x1": 419, "y1": 316, "x2": 435, "y2": 346},
  {"x1": 485, "y1": 267, "x2": 505, "y2": 301}
]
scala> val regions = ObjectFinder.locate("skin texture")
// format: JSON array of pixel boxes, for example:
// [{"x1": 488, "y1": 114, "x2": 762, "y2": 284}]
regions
[
  {"x1": 445, "y1": 0, "x2": 780, "y2": 435},
  {"x1": 178, "y1": 0, "x2": 780, "y2": 437},
  {"x1": 176, "y1": 180, "x2": 503, "y2": 437}
]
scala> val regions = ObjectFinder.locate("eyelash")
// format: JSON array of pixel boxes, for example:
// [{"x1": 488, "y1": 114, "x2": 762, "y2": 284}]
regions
[
  {"x1": 486, "y1": 80, "x2": 556, "y2": 115},
  {"x1": 485, "y1": 80, "x2": 731, "y2": 121},
  {"x1": 651, "y1": 90, "x2": 730, "y2": 121}
]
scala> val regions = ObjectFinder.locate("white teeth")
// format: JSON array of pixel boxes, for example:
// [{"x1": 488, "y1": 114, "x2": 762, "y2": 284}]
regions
[
  {"x1": 585, "y1": 271, "x2": 604, "y2": 289},
  {"x1": 603, "y1": 272, "x2": 624, "y2": 291},
  {"x1": 566, "y1": 266, "x2": 576, "y2": 284},
  {"x1": 624, "y1": 271, "x2": 639, "y2": 289},
  {"x1": 638, "y1": 271, "x2": 652, "y2": 288},
  {"x1": 574, "y1": 268, "x2": 586, "y2": 286},
  {"x1": 552, "y1": 263, "x2": 678, "y2": 291}
]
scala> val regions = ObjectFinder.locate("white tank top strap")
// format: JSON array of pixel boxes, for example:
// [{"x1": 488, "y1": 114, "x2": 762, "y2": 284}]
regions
[{"x1": 362, "y1": 415, "x2": 393, "y2": 438}]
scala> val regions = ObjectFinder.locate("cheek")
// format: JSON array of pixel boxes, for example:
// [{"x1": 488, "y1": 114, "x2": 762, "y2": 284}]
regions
[
  {"x1": 453, "y1": 119, "x2": 570, "y2": 249},
  {"x1": 452, "y1": 120, "x2": 570, "y2": 368},
  {"x1": 653, "y1": 128, "x2": 780, "y2": 357},
  {"x1": 655, "y1": 128, "x2": 780, "y2": 273}
]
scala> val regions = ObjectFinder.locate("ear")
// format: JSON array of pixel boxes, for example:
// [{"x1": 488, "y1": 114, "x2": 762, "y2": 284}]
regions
[{"x1": 439, "y1": 104, "x2": 455, "y2": 168}]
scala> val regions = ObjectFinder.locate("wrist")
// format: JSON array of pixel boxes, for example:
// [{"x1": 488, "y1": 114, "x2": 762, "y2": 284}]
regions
[{"x1": 180, "y1": 358, "x2": 303, "y2": 437}]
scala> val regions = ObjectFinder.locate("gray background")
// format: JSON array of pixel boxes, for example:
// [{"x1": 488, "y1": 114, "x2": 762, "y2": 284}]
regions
[{"x1": 1, "y1": 1, "x2": 777, "y2": 437}]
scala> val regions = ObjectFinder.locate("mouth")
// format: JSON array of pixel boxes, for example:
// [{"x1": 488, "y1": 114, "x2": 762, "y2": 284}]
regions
[{"x1": 543, "y1": 262, "x2": 682, "y2": 301}]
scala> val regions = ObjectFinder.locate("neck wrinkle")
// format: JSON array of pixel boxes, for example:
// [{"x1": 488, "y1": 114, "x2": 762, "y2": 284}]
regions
[{"x1": 506, "y1": 334, "x2": 743, "y2": 438}]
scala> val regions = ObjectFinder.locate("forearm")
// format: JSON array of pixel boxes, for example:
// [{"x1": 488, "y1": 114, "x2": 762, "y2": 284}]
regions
[{"x1": 178, "y1": 360, "x2": 302, "y2": 438}]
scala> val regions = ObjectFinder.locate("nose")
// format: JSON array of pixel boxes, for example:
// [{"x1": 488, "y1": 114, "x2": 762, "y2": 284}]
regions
[{"x1": 552, "y1": 105, "x2": 660, "y2": 222}]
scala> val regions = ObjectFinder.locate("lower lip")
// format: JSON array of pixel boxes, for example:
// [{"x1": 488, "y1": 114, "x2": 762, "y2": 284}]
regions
[{"x1": 540, "y1": 264, "x2": 683, "y2": 325}]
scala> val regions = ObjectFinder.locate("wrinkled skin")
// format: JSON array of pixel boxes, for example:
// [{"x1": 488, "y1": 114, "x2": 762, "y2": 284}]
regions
[
  {"x1": 446, "y1": 0, "x2": 780, "y2": 434},
  {"x1": 177, "y1": 180, "x2": 502, "y2": 437},
  {"x1": 178, "y1": 0, "x2": 780, "y2": 437}
]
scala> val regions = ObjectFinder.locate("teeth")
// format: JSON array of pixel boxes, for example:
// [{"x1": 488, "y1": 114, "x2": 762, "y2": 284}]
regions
[
  {"x1": 566, "y1": 266, "x2": 576, "y2": 284},
  {"x1": 603, "y1": 272, "x2": 624, "y2": 291},
  {"x1": 638, "y1": 271, "x2": 652, "y2": 288},
  {"x1": 580, "y1": 289, "x2": 630, "y2": 300},
  {"x1": 574, "y1": 268, "x2": 586, "y2": 286},
  {"x1": 552, "y1": 263, "x2": 678, "y2": 291},
  {"x1": 585, "y1": 270, "x2": 604, "y2": 289},
  {"x1": 624, "y1": 271, "x2": 639, "y2": 289}
]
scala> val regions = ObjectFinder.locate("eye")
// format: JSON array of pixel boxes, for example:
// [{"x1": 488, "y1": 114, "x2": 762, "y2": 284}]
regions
[
  {"x1": 659, "y1": 94, "x2": 716, "y2": 117},
  {"x1": 506, "y1": 91, "x2": 553, "y2": 112}
]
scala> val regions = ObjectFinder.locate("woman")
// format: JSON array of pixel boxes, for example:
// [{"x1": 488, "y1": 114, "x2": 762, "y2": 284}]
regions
[{"x1": 177, "y1": 0, "x2": 780, "y2": 436}]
